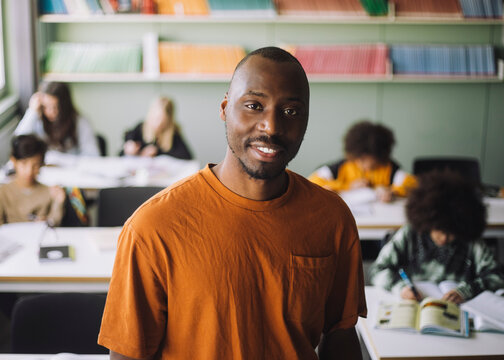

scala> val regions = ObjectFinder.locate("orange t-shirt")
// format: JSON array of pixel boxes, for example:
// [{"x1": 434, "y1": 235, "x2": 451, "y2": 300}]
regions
[{"x1": 98, "y1": 165, "x2": 367, "y2": 359}]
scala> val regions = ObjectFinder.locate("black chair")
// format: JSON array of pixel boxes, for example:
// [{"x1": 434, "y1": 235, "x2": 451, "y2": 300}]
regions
[
  {"x1": 412, "y1": 157, "x2": 482, "y2": 186},
  {"x1": 11, "y1": 293, "x2": 108, "y2": 354},
  {"x1": 412, "y1": 156, "x2": 501, "y2": 197},
  {"x1": 96, "y1": 134, "x2": 107, "y2": 157},
  {"x1": 97, "y1": 186, "x2": 164, "y2": 227}
]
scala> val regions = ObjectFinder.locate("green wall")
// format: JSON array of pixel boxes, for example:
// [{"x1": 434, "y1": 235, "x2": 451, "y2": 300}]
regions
[{"x1": 39, "y1": 20, "x2": 504, "y2": 185}]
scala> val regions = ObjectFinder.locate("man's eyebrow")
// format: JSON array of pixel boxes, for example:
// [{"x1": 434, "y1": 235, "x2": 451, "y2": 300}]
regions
[
  {"x1": 246, "y1": 90, "x2": 267, "y2": 98},
  {"x1": 244, "y1": 91, "x2": 306, "y2": 105}
]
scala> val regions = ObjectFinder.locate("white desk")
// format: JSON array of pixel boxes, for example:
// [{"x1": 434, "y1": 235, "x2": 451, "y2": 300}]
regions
[
  {"x1": 0, "y1": 223, "x2": 119, "y2": 293},
  {"x1": 353, "y1": 197, "x2": 504, "y2": 240},
  {"x1": 1, "y1": 152, "x2": 201, "y2": 190},
  {"x1": 357, "y1": 286, "x2": 504, "y2": 360}
]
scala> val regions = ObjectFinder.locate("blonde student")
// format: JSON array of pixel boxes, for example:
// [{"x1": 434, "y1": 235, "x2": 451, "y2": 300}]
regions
[
  {"x1": 15, "y1": 81, "x2": 100, "y2": 156},
  {"x1": 308, "y1": 120, "x2": 416, "y2": 202},
  {"x1": 0, "y1": 135, "x2": 66, "y2": 226},
  {"x1": 121, "y1": 96, "x2": 193, "y2": 160}
]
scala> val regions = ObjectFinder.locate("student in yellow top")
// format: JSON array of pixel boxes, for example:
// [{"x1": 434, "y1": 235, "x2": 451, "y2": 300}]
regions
[
  {"x1": 0, "y1": 134, "x2": 66, "y2": 226},
  {"x1": 308, "y1": 120, "x2": 417, "y2": 202}
]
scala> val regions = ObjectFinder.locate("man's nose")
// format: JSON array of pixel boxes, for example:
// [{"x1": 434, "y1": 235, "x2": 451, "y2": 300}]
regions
[{"x1": 258, "y1": 109, "x2": 284, "y2": 136}]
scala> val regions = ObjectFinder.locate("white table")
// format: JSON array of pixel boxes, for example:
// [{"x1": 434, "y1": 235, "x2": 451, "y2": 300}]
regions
[
  {"x1": 357, "y1": 286, "x2": 504, "y2": 359},
  {"x1": 1, "y1": 152, "x2": 201, "y2": 190},
  {"x1": 353, "y1": 197, "x2": 504, "y2": 240},
  {"x1": 0, "y1": 223, "x2": 119, "y2": 293}
]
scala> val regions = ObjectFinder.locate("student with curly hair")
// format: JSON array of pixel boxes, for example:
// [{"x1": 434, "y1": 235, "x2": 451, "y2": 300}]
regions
[
  {"x1": 308, "y1": 120, "x2": 416, "y2": 202},
  {"x1": 369, "y1": 171, "x2": 504, "y2": 304}
]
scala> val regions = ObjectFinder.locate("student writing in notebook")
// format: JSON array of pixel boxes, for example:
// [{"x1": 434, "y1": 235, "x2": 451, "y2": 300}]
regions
[
  {"x1": 308, "y1": 121, "x2": 416, "y2": 202},
  {"x1": 369, "y1": 170, "x2": 504, "y2": 304},
  {"x1": 98, "y1": 47, "x2": 367, "y2": 360},
  {"x1": 121, "y1": 96, "x2": 193, "y2": 160},
  {"x1": 0, "y1": 135, "x2": 65, "y2": 226},
  {"x1": 15, "y1": 81, "x2": 100, "y2": 156}
]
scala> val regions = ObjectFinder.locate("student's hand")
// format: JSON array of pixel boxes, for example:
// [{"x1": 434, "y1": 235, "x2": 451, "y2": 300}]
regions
[
  {"x1": 375, "y1": 186, "x2": 393, "y2": 203},
  {"x1": 28, "y1": 92, "x2": 43, "y2": 114},
  {"x1": 140, "y1": 144, "x2": 159, "y2": 157},
  {"x1": 442, "y1": 289, "x2": 464, "y2": 304},
  {"x1": 349, "y1": 178, "x2": 370, "y2": 189},
  {"x1": 123, "y1": 140, "x2": 141, "y2": 156},
  {"x1": 400, "y1": 286, "x2": 423, "y2": 301},
  {"x1": 49, "y1": 186, "x2": 66, "y2": 205}
]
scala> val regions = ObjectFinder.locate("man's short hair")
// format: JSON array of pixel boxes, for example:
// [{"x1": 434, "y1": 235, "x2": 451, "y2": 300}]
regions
[
  {"x1": 231, "y1": 46, "x2": 308, "y2": 83},
  {"x1": 344, "y1": 120, "x2": 395, "y2": 164},
  {"x1": 11, "y1": 134, "x2": 47, "y2": 160},
  {"x1": 406, "y1": 170, "x2": 487, "y2": 241}
]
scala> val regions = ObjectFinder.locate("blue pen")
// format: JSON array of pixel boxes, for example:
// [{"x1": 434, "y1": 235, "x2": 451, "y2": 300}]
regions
[{"x1": 398, "y1": 268, "x2": 421, "y2": 300}]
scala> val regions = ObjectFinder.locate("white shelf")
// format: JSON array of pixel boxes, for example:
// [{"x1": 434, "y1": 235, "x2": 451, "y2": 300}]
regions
[
  {"x1": 42, "y1": 73, "x2": 503, "y2": 84},
  {"x1": 38, "y1": 13, "x2": 504, "y2": 25}
]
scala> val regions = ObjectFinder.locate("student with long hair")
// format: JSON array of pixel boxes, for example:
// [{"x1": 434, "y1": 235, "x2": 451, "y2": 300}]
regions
[
  {"x1": 15, "y1": 82, "x2": 100, "y2": 156},
  {"x1": 121, "y1": 96, "x2": 193, "y2": 160}
]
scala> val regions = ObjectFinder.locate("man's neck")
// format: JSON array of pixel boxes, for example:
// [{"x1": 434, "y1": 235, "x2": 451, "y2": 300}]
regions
[{"x1": 211, "y1": 161, "x2": 288, "y2": 201}]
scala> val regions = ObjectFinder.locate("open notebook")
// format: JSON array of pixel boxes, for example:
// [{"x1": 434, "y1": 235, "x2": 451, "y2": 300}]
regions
[{"x1": 415, "y1": 280, "x2": 504, "y2": 333}]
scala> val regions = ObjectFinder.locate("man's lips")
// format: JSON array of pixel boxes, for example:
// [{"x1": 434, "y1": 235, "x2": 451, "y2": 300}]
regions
[{"x1": 250, "y1": 143, "x2": 283, "y2": 160}]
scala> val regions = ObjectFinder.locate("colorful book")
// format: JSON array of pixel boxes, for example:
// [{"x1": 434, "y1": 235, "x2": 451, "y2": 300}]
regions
[
  {"x1": 44, "y1": 42, "x2": 142, "y2": 73},
  {"x1": 290, "y1": 44, "x2": 388, "y2": 75},
  {"x1": 158, "y1": 43, "x2": 245, "y2": 74},
  {"x1": 274, "y1": 0, "x2": 367, "y2": 16},
  {"x1": 375, "y1": 297, "x2": 470, "y2": 338}
]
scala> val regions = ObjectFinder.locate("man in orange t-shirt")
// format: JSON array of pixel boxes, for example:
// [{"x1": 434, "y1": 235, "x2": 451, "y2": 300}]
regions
[{"x1": 98, "y1": 47, "x2": 367, "y2": 360}]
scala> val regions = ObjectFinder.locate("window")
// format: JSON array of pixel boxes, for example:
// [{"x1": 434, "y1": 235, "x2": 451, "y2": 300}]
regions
[{"x1": 0, "y1": 1, "x2": 5, "y2": 92}]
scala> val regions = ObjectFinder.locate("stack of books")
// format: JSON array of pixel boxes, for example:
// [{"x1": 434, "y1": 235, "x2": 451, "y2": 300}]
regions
[
  {"x1": 206, "y1": 0, "x2": 276, "y2": 16},
  {"x1": 458, "y1": 0, "x2": 503, "y2": 18},
  {"x1": 360, "y1": 0, "x2": 388, "y2": 16},
  {"x1": 44, "y1": 42, "x2": 142, "y2": 73},
  {"x1": 156, "y1": 0, "x2": 209, "y2": 15},
  {"x1": 390, "y1": 45, "x2": 496, "y2": 76},
  {"x1": 274, "y1": 0, "x2": 368, "y2": 16},
  {"x1": 393, "y1": 0, "x2": 463, "y2": 18},
  {"x1": 289, "y1": 44, "x2": 389, "y2": 76},
  {"x1": 158, "y1": 43, "x2": 245, "y2": 74}
]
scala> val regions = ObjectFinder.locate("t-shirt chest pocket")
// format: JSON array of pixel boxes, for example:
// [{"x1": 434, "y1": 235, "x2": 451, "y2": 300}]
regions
[{"x1": 287, "y1": 253, "x2": 335, "y2": 323}]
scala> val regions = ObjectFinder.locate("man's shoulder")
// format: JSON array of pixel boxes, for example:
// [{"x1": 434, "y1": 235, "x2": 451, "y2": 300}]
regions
[
  {"x1": 127, "y1": 170, "x2": 205, "y2": 222},
  {"x1": 290, "y1": 171, "x2": 350, "y2": 208}
]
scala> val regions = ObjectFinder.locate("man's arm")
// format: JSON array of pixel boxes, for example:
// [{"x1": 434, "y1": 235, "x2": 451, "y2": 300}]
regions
[{"x1": 318, "y1": 327, "x2": 363, "y2": 360}]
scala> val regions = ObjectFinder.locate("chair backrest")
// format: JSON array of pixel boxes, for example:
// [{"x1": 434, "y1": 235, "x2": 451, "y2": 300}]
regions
[
  {"x1": 96, "y1": 134, "x2": 107, "y2": 157},
  {"x1": 412, "y1": 157, "x2": 481, "y2": 186},
  {"x1": 97, "y1": 186, "x2": 164, "y2": 227},
  {"x1": 11, "y1": 293, "x2": 108, "y2": 354}
]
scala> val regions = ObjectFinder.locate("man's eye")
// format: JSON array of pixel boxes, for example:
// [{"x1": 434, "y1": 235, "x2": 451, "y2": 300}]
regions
[
  {"x1": 246, "y1": 103, "x2": 262, "y2": 110},
  {"x1": 284, "y1": 108, "x2": 298, "y2": 116}
]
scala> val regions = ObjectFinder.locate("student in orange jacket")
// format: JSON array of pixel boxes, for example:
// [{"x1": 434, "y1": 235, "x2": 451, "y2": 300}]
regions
[{"x1": 309, "y1": 120, "x2": 417, "y2": 202}]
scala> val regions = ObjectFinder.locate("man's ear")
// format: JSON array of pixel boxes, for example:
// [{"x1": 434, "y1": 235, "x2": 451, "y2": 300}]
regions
[{"x1": 219, "y1": 93, "x2": 228, "y2": 122}]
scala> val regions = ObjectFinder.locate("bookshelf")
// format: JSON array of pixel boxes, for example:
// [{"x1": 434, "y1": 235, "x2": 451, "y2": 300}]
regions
[
  {"x1": 36, "y1": 1, "x2": 504, "y2": 84},
  {"x1": 33, "y1": 0, "x2": 504, "y2": 187}
]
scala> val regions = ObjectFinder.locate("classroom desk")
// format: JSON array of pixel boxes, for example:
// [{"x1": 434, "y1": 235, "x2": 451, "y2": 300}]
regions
[
  {"x1": 0, "y1": 152, "x2": 201, "y2": 190},
  {"x1": 0, "y1": 222, "x2": 119, "y2": 293},
  {"x1": 357, "y1": 286, "x2": 504, "y2": 360},
  {"x1": 353, "y1": 197, "x2": 504, "y2": 240}
]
